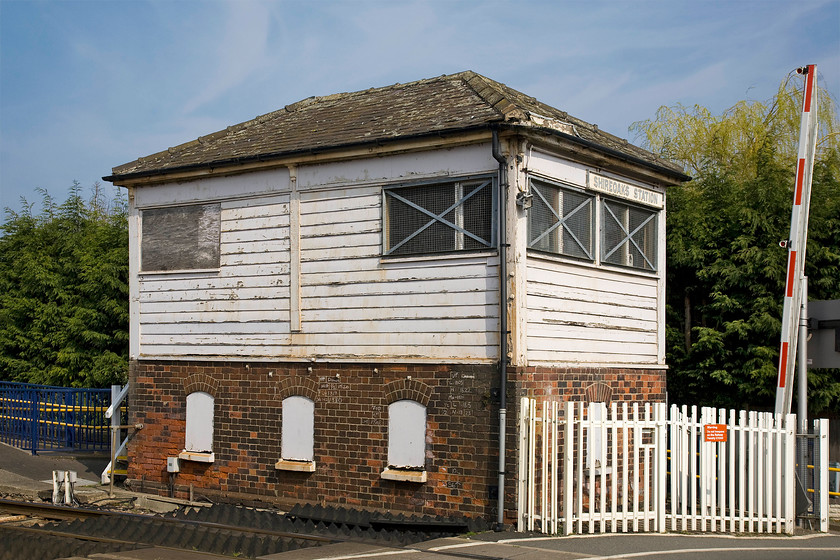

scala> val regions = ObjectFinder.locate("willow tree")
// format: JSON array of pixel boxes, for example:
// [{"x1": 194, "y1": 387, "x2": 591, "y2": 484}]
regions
[
  {"x1": 632, "y1": 72, "x2": 840, "y2": 413},
  {"x1": 0, "y1": 183, "x2": 129, "y2": 387}
]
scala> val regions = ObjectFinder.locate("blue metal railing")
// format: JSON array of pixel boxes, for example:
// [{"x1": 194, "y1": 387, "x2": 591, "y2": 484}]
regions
[{"x1": 0, "y1": 381, "x2": 115, "y2": 454}]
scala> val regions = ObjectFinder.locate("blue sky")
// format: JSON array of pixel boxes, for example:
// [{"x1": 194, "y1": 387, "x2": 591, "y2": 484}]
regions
[{"x1": 1, "y1": 0, "x2": 838, "y2": 215}]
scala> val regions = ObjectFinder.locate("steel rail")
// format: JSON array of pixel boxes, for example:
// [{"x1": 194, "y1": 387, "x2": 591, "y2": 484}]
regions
[
  {"x1": 0, "y1": 524, "x2": 233, "y2": 559},
  {"x1": 0, "y1": 498, "x2": 338, "y2": 543},
  {"x1": 0, "y1": 498, "x2": 505, "y2": 560}
]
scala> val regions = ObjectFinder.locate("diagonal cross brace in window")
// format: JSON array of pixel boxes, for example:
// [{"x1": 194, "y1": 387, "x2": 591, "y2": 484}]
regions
[
  {"x1": 602, "y1": 204, "x2": 656, "y2": 269},
  {"x1": 529, "y1": 187, "x2": 592, "y2": 259},
  {"x1": 386, "y1": 180, "x2": 493, "y2": 255}
]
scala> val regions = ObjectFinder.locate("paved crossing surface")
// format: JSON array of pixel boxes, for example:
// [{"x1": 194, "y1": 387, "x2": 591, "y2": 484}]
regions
[{"x1": 1, "y1": 442, "x2": 838, "y2": 560}]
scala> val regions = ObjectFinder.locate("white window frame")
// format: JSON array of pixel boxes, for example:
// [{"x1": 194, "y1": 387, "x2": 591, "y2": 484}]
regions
[
  {"x1": 526, "y1": 177, "x2": 660, "y2": 273},
  {"x1": 383, "y1": 176, "x2": 496, "y2": 257},
  {"x1": 180, "y1": 391, "x2": 214, "y2": 463},
  {"x1": 528, "y1": 179, "x2": 595, "y2": 260},
  {"x1": 601, "y1": 198, "x2": 658, "y2": 271},
  {"x1": 276, "y1": 396, "x2": 316, "y2": 472}
]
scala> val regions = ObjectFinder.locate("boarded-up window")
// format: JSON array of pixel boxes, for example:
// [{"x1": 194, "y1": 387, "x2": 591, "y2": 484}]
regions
[
  {"x1": 384, "y1": 178, "x2": 495, "y2": 256},
  {"x1": 281, "y1": 396, "x2": 314, "y2": 462},
  {"x1": 141, "y1": 204, "x2": 221, "y2": 271},
  {"x1": 185, "y1": 391, "x2": 213, "y2": 453},
  {"x1": 388, "y1": 400, "x2": 426, "y2": 468}
]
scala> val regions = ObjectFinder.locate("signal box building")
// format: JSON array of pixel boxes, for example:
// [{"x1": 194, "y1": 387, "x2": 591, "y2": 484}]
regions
[{"x1": 105, "y1": 72, "x2": 688, "y2": 522}]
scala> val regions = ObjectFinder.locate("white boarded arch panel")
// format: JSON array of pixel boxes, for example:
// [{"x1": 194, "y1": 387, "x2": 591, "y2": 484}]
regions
[
  {"x1": 281, "y1": 396, "x2": 315, "y2": 461},
  {"x1": 388, "y1": 400, "x2": 426, "y2": 468},
  {"x1": 185, "y1": 392, "x2": 213, "y2": 453}
]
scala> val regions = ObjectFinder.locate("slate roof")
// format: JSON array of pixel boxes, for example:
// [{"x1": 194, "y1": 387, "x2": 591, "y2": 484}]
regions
[{"x1": 106, "y1": 71, "x2": 687, "y2": 182}]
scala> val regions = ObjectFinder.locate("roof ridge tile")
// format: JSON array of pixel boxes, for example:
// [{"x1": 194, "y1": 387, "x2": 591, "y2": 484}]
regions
[{"x1": 106, "y1": 71, "x2": 687, "y2": 181}]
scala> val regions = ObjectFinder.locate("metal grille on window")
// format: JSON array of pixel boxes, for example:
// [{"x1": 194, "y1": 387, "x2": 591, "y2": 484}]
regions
[
  {"x1": 385, "y1": 179, "x2": 494, "y2": 256},
  {"x1": 528, "y1": 182, "x2": 593, "y2": 260},
  {"x1": 602, "y1": 200, "x2": 657, "y2": 271}
]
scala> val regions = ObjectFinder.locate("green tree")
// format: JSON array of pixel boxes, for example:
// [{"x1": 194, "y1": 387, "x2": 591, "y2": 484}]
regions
[
  {"x1": 632, "y1": 73, "x2": 840, "y2": 413},
  {"x1": 0, "y1": 183, "x2": 129, "y2": 387}
]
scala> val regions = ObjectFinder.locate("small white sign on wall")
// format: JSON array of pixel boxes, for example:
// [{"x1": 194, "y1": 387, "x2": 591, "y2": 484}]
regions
[
  {"x1": 587, "y1": 402, "x2": 607, "y2": 470},
  {"x1": 588, "y1": 172, "x2": 664, "y2": 209}
]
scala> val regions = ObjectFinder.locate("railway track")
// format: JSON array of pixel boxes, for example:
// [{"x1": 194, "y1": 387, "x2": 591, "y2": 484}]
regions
[{"x1": 0, "y1": 498, "x2": 487, "y2": 560}]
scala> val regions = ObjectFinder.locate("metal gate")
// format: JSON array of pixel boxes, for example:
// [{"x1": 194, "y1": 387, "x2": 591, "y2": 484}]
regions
[
  {"x1": 517, "y1": 398, "x2": 829, "y2": 534},
  {"x1": 0, "y1": 381, "x2": 112, "y2": 454}
]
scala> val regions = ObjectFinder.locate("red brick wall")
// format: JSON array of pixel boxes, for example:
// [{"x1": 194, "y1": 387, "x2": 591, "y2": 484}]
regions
[
  {"x1": 512, "y1": 366, "x2": 667, "y2": 404},
  {"x1": 126, "y1": 360, "x2": 501, "y2": 518},
  {"x1": 126, "y1": 360, "x2": 665, "y2": 521}
]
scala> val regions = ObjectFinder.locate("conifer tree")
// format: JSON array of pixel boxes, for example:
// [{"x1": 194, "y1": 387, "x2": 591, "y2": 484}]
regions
[
  {"x1": 632, "y1": 73, "x2": 840, "y2": 413},
  {"x1": 0, "y1": 183, "x2": 129, "y2": 387}
]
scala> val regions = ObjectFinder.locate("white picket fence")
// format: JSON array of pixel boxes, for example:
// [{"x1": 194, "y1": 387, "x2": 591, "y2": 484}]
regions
[{"x1": 517, "y1": 398, "x2": 830, "y2": 535}]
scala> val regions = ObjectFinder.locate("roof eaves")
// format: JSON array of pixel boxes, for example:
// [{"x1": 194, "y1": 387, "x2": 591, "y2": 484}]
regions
[
  {"x1": 103, "y1": 123, "x2": 499, "y2": 184},
  {"x1": 514, "y1": 122, "x2": 690, "y2": 182}
]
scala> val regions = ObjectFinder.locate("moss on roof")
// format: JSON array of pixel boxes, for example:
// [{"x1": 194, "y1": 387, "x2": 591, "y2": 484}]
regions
[{"x1": 107, "y1": 71, "x2": 685, "y2": 181}]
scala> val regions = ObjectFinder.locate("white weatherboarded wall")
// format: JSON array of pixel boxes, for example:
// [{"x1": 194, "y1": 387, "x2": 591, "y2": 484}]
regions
[
  {"x1": 131, "y1": 145, "x2": 500, "y2": 363},
  {"x1": 138, "y1": 196, "x2": 293, "y2": 357},
  {"x1": 523, "y1": 149, "x2": 665, "y2": 368},
  {"x1": 293, "y1": 184, "x2": 499, "y2": 361},
  {"x1": 526, "y1": 259, "x2": 660, "y2": 366}
]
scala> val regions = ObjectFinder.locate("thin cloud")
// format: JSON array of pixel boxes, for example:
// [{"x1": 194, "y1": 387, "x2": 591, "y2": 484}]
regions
[{"x1": 182, "y1": 2, "x2": 272, "y2": 115}]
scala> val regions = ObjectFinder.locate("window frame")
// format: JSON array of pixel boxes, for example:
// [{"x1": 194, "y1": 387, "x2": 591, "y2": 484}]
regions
[
  {"x1": 601, "y1": 198, "x2": 658, "y2": 272},
  {"x1": 382, "y1": 175, "x2": 497, "y2": 258},
  {"x1": 526, "y1": 175, "x2": 661, "y2": 274},
  {"x1": 527, "y1": 179, "x2": 595, "y2": 261}
]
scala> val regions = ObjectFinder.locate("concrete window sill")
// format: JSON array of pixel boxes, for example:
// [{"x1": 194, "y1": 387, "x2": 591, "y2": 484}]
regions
[
  {"x1": 275, "y1": 459, "x2": 316, "y2": 473},
  {"x1": 381, "y1": 467, "x2": 427, "y2": 483},
  {"x1": 178, "y1": 451, "x2": 215, "y2": 463}
]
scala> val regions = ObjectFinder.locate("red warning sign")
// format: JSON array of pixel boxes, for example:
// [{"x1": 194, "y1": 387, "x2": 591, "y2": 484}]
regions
[{"x1": 704, "y1": 424, "x2": 727, "y2": 442}]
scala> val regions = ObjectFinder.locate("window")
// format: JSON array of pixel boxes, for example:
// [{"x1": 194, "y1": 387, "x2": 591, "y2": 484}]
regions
[
  {"x1": 602, "y1": 199, "x2": 657, "y2": 271},
  {"x1": 528, "y1": 180, "x2": 594, "y2": 260},
  {"x1": 180, "y1": 391, "x2": 214, "y2": 462},
  {"x1": 276, "y1": 396, "x2": 316, "y2": 472},
  {"x1": 141, "y1": 203, "x2": 220, "y2": 272},
  {"x1": 527, "y1": 177, "x2": 660, "y2": 272},
  {"x1": 384, "y1": 178, "x2": 495, "y2": 257}
]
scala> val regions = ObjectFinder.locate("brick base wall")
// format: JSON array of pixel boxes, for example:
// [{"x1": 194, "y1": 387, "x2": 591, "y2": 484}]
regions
[
  {"x1": 126, "y1": 360, "x2": 665, "y2": 522},
  {"x1": 126, "y1": 360, "x2": 501, "y2": 518},
  {"x1": 512, "y1": 366, "x2": 667, "y2": 404}
]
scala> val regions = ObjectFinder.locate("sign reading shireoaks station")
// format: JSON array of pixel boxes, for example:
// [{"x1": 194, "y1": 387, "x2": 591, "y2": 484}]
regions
[{"x1": 587, "y1": 172, "x2": 664, "y2": 209}]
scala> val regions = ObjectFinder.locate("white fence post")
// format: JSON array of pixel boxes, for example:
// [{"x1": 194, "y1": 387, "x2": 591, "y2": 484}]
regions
[
  {"x1": 563, "y1": 400, "x2": 573, "y2": 535},
  {"x1": 816, "y1": 418, "x2": 829, "y2": 532},
  {"x1": 516, "y1": 396, "x2": 528, "y2": 532},
  {"x1": 517, "y1": 399, "x2": 821, "y2": 535},
  {"x1": 656, "y1": 402, "x2": 667, "y2": 532}
]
